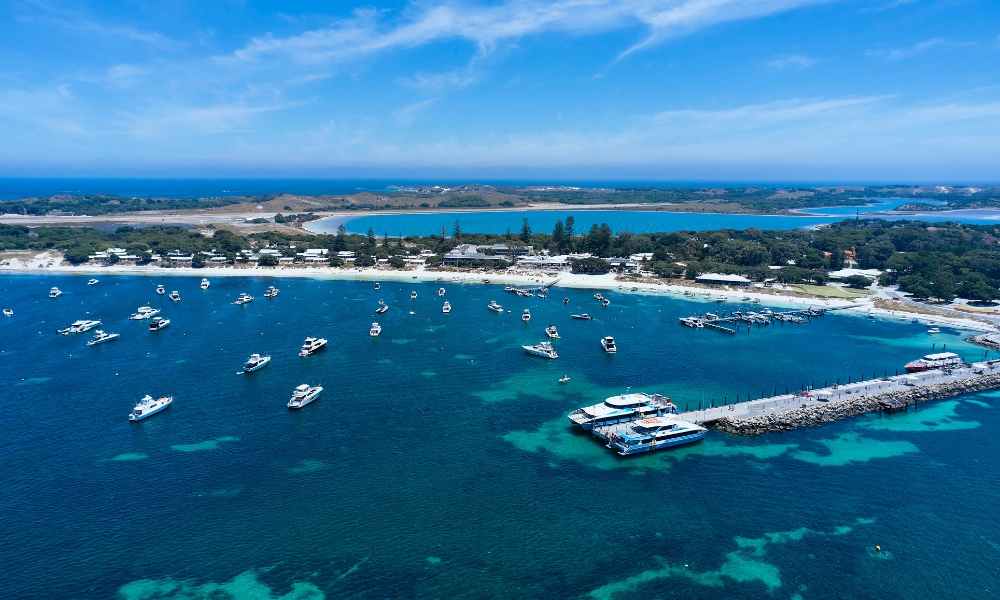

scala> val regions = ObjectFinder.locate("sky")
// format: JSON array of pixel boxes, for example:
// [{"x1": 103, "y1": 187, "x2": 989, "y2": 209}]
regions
[{"x1": 0, "y1": 0, "x2": 998, "y2": 182}]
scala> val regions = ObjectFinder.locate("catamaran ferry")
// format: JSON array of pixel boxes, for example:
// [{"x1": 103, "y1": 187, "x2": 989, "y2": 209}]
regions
[
  {"x1": 129, "y1": 395, "x2": 172, "y2": 421},
  {"x1": 905, "y1": 352, "x2": 963, "y2": 373},
  {"x1": 605, "y1": 418, "x2": 707, "y2": 455},
  {"x1": 567, "y1": 392, "x2": 677, "y2": 431}
]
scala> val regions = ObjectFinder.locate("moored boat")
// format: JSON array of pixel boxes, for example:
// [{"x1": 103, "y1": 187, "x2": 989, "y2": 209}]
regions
[
  {"x1": 169, "y1": 290, "x2": 181, "y2": 302},
  {"x1": 522, "y1": 309, "x2": 531, "y2": 322},
  {"x1": 129, "y1": 306, "x2": 159, "y2": 320},
  {"x1": 374, "y1": 282, "x2": 380, "y2": 290},
  {"x1": 49, "y1": 287, "x2": 62, "y2": 298},
  {"x1": 148, "y1": 316, "x2": 170, "y2": 331},
  {"x1": 288, "y1": 384, "x2": 322, "y2": 409},
  {"x1": 545, "y1": 325, "x2": 559, "y2": 339},
  {"x1": 601, "y1": 336, "x2": 617, "y2": 353},
  {"x1": 904, "y1": 352, "x2": 962, "y2": 373},
  {"x1": 370, "y1": 322, "x2": 382, "y2": 337},
  {"x1": 523, "y1": 341, "x2": 558, "y2": 359},
  {"x1": 442, "y1": 301, "x2": 451, "y2": 313},
  {"x1": 298, "y1": 337, "x2": 328, "y2": 356},
  {"x1": 58, "y1": 319, "x2": 101, "y2": 334},
  {"x1": 376, "y1": 304, "x2": 389, "y2": 314},
  {"x1": 488, "y1": 301, "x2": 503, "y2": 312},
  {"x1": 3, "y1": 308, "x2": 12, "y2": 317},
  {"x1": 411, "y1": 291, "x2": 418, "y2": 299},
  {"x1": 571, "y1": 313, "x2": 592, "y2": 320},
  {"x1": 129, "y1": 395, "x2": 172, "y2": 421},
  {"x1": 86, "y1": 330, "x2": 119, "y2": 345},
  {"x1": 88, "y1": 279, "x2": 98, "y2": 285},
  {"x1": 156, "y1": 285, "x2": 165, "y2": 295},
  {"x1": 606, "y1": 418, "x2": 707, "y2": 455},
  {"x1": 568, "y1": 392, "x2": 677, "y2": 430},
  {"x1": 239, "y1": 353, "x2": 271, "y2": 374},
  {"x1": 264, "y1": 286, "x2": 279, "y2": 298},
  {"x1": 438, "y1": 287, "x2": 446, "y2": 296},
  {"x1": 233, "y1": 293, "x2": 254, "y2": 305},
  {"x1": 201, "y1": 278, "x2": 210, "y2": 290}
]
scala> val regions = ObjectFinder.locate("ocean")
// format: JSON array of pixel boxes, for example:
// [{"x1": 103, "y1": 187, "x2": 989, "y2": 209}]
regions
[{"x1": 2, "y1": 274, "x2": 998, "y2": 599}]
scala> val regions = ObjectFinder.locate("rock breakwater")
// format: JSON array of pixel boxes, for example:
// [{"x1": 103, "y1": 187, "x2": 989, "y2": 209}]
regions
[{"x1": 714, "y1": 372, "x2": 1000, "y2": 435}]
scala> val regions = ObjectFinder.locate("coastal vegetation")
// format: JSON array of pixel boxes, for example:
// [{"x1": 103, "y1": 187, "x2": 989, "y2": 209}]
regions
[{"x1": 2, "y1": 218, "x2": 1000, "y2": 302}]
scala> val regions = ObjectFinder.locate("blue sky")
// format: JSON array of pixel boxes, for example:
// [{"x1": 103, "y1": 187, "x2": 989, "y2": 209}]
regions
[{"x1": 1, "y1": 0, "x2": 998, "y2": 181}]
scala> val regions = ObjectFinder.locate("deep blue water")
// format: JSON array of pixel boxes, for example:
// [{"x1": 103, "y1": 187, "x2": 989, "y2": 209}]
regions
[{"x1": 2, "y1": 274, "x2": 999, "y2": 599}]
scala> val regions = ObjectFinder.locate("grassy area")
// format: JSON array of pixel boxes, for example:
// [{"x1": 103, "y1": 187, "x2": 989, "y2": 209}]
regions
[{"x1": 789, "y1": 284, "x2": 872, "y2": 298}]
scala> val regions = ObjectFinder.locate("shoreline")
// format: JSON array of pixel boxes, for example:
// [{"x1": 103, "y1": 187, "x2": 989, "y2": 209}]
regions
[{"x1": 3, "y1": 254, "x2": 995, "y2": 333}]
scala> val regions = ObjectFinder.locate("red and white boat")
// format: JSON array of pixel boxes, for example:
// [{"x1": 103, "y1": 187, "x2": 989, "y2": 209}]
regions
[{"x1": 904, "y1": 352, "x2": 962, "y2": 373}]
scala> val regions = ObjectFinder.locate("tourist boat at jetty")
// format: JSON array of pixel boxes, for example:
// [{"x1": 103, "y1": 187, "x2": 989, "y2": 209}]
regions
[
  {"x1": 58, "y1": 319, "x2": 101, "y2": 334},
  {"x1": 488, "y1": 301, "x2": 503, "y2": 312},
  {"x1": 233, "y1": 293, "x2": 254, "y2": 305},
  {"x1": 442, "y1": 301, "x2": 451, "y2": 313},
  {"x1": 567, "y1": 392, "x2": 677, "y2": 430},
  {"x1": 288, "y1": 384, "x2": 322, "y2": 409},
  {"x1": 49, "y1": 287, "x2": 62, "y2": 298},
  {"x1": 376, "y1": 304, "x2": 389, "y2": 314},
  {"x1": 571, "y1": 313, "x2": 592, "y2": 320},
  {"x1": 370, "y1": 322, "x2": 382, "y2": 337},
  {"x1": 606, "y1": 418, "x2": 707, "y2": 455},
  {"x1": 601, "y1": 336, "x2": 617, "y2": 353},
  {"x1": 129, "y1": 395, "x2": 172, "y2": 421},
  {"x1": 169, "y1": 290, "x2": 180, "y2": 302},
  {"x1": 130, "y1": 306, "x2": 159, "y2": 320},
  {"x1": 88, "y1": 279, "x2": 98, "y2": 285},
  {"x1": 545, "y1": 325, "x2": 559, "y2": 339},
  {"x1": 239, "y1": 353, "x2": 270, "y2": 374},
  {"x1": 679, "y1": 317, "x2": 704, "y2": 328},
  {"x1": 522, "y1": 309, "x2": 531, "y2": 322},
  {"x1": 264, "y1": 286, "x2": 279, "y2": 298},
  {"x1": 438, "y1": 288, "x2": 446, "y2": 296},
  {"x1": 148, "y1": 317, "x2": 170, "y2": 331},
  {"x1": 523, "y1": 341, "x2": 558, "y2": 359},
  {"x1": 156, "y1": 285, "x2": 165, "y2": 295},
  {"x1": 86, "y1": 330, "x2": 119, "y2": 345},
  {"x1": 3, "y1": 308, "x2": 12, "y2": 317},
  {"x1": 299, "y1": 337, "x2": 327, "y2": 356},
  {"x1": 411, "y1": 291, "x2": 418, "y2": 299},
  {"x1": 201, "y1": 278, "x2": 210, "y2": 290},
  {"x1": 904, "y1": 352, "x2": 962, "y2": 373}
]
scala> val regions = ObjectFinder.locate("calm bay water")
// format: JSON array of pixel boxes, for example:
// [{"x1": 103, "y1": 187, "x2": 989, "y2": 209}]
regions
[{"x1": 2, "y1": 274, "x2": 999, "y2": 599}]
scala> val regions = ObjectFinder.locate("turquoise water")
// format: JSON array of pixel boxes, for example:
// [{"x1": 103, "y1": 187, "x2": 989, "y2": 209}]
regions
[{"x1": 2, "y1": 275, "x2": 999, "y2": 598}]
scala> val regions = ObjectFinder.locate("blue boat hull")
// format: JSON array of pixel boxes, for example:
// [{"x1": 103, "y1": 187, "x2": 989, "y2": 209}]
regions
[{"x1": 612, "y1": 431, "x2": 706, "y2": 455}]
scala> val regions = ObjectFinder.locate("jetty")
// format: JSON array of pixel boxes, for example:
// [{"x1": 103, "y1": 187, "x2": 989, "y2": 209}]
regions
[
  {"x1": 505, "y1": 278, "x2": 560, "y2": 296},
  {"x1": 678, "y1": 304, "x2": 863, "y2": 334},
  {"x1": 671, "y1": 360, "x2": 1000, "y2": 434}
]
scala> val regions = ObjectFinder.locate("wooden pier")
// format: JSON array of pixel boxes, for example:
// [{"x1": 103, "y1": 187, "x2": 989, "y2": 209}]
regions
[{"x1": 679, "y1": 304, "x2": 864, "y2": 334}]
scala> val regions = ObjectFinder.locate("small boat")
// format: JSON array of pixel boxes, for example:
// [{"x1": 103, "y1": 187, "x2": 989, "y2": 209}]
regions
[
  {"x1": 559, "y1": 375, "x2": 570, "y2": 383},
  {"x1": 233, "y1": 293, "x2": 254, "y2": 305},
  {"x1": 148, "y1": 317, "x2": 170, "y2": 331},
  {"x1": 376, "y1": 304, "x2": 389, "y2": 314},
  {"x1": 264, "y1": 286, "x2": 279, "y2": 298},
  {"x1": 742, "y1": 296, "x2": 751, "y2": 301},
  {"x1": 601, "y1": 336, "x2": 617, "y2": 353},
  {"x1": 488, "y1": 301, "x2": 503, "y2": 313},
  {"x1": 868, "y1": 311, "x2": 875, "y2": 318},
  {"x1": 49, "y1": 287, "x2": 62, "y2": 298},
  {"x1": 288, "y1": 384, "x2": 322, "y2": 409},
  {"x1": 374, "y1": 282, "x2": 380, "y2": 290},
  {"x1": 911, "y1": 318, "x2": 919, "y2": 323},
  {"x1": 409, "y1": 310, "x2": 415, "y2": 315},
  {"x1": 442, "y1": 301, "x2": 452, "y2": 313},
  {"x1": 522, "y1": 309, "x2": 531, "y2": 322},
  {"x1": 438, "y1": 288, "x2": 446, "y2": 296},
  {"x1": 58, "y1": 319, "x2": 102, "y2": 334},
  {"x1": 927, "y1": 327, "x2": 941, "y2": 334},
  {"x1": 563, "y1": 298, "x2": 569, "y2": 304},
  {"x1": 129, "y1": 306, "x2": 160, "y2": 320},
  {"x1": 411, "y1": 291, "x2": 418, "y2": 299},
  {"x1": 900, "y1": 315, "x2": 908, "y2": 321},
  {"x1": 594, "y1": 293, "x2": 604, "y2": 301},
  {"x1": 129, "y1": 395, "x2": 172, "y2": 421},
  {"x1": 299, "y1": 337, "x2": 328, "y2": 356},
  {"x1": 239, "y1": 353, "x2": 271, "y2": 373},
  {"x1": 370, "y1": 322, "x2": 382, "y2": 337},
  {"x1": 716, "y1": 296, "x2": 725, "y2": 302},
  {"x1": 630, "y1": 287, "x2": 639, "y2": 292},
  {"x1": 86, "y1": 330, "x2": 119, "y2": 345},
  {"x1": 156, "y1": 285, "x2": 165, "y2": 295},
  {"x1": 545, "y1": 325, "x2": 559, "y2": 339},
  {"x1": 201, "y1": 278, "x2": 210, "y2": 290},
  {"x1": 571, "y1": 314, "x2": 593, "y2": 320},
  {"x1": 538, "y1": 293, "x2": 547, "y2": 299},
  {"x1": 601, "y1": 299, "x2": 610, "y2": 307},
  {"x1": 88, "y1": 279, "x2": 98, "y2": 285},
  {"x1": 169, "y1": 290, "x2": 181, "y2": 302},
  {"x1": 523, "y1": 341, "x2": 558, "y2": 359},
  {"x1": 683, "y1": 291, "x2": 694, "y2": 296},
  {"x1": 2, "y1": 309, "x2": 12, "y2": 317}
]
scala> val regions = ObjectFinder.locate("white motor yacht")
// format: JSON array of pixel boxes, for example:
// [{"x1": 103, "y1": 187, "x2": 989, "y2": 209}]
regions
[
  {"x1": 239, "y1": 353, "x2": 271, "y2": 374},
  {"x1": 200, "y1": 278, "x2": 210, "y2": 290},
  {"x1": 49, "y1": 287, "x2": 62, "y2": 298},
  {"x1": 601, "y1": 298, "x2": 610, "y2": 307},
  {"x1": 58, "y1": 319, "x2": 102, "y2": 334},
  {"x1": 233, "y1": 293, "x2": 254, "y2": 305},
  {"x1": 299, "y1": 337, "x2": 328, "y2": 356},
  {"x1": 169, "y1": 290, "x2": 180, "y2": 302},
  {"x1": 264, "y1": 286, "x2": 279, "y2": 298},
  {"x1": 288, "y1": 384, "x2": 322, "y2": 409},
  {"x1": 370, "y1": 322, "x2": 382, "y2": 337},
  {"x1": 129, "y1": 306, "x2": 159, "y2": 320},
  {"x1": 438, "y1": 287, "x2": 446, "y2": 296},
  {"x1": 88, "y1": 279, "x2": 99, "y2": 285},
  {"x1": 129, "y1": 395, "x2": 172, "y2": 421},
  {"x1": 488, "y1": 301, "x2": 503, "y2": 312},
  {"x1": 927, "y1": 327, "x2": 941, "y2": 334},
  {"x1": 522, "y1": 309, "x2": 531, "y2": 322},
  {"x1": 411, "y1": 291, "x2": 418, "y2": 299},
  {"x1": 376, "y1": 304, "x2": 389, "y2": 314},
  {"x1": 442, "y1": 301, "x2": 452, "y2": 313},
  {"x1": 374, "y1": 282, "x2": 380, "y2": 290},
  {"x1": 568, "y1": 392, "x2": 677, "y2": 430},
  {"x1": 3, "y1": 308, "x2": 12, "y2": 317},
  {"x1": 523, "y1": 341, "x2": 558, "y2": 359},
  {"x1": 148, "y1": 317, "x2": 170, "y2": 331},
  {"x1": 156, "y1": 285, "x2": 165, "y2": 295},
  {"x1": 545, "y1": 325, "x2": 559, "y2": 338},
  {"x1": 87, "y1": 330, "x2": 120, "y2": 345},
  {"x1": 571, "y1": 313, "x2": 592, "y2": 320},
  {"x1": 601, "y1": 336, "x2": 617, "y2": 353}
]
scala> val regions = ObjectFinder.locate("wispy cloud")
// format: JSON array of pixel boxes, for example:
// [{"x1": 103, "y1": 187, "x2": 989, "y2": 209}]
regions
[
  {"x1": 392, "y1": 97, "x2": 441, "y2": 125},
  {"x1": 765, "y1": 53, "x2": 816, "y2": 70},
  {"x1": 867, "y1": 37, "x2": 973, "y2": 60}
]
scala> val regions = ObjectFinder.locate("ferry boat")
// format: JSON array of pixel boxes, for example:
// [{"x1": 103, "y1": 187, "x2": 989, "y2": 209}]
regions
[
  {"x1": 88, "y1": 279, "x2": 98, "y2": 285},
  {"x1": 58, "y1": 319, "x2": 102, "y2": 334},
  {"x1": 239, "y1": 353, "x2": 270, "y2": 374},
  {"x1": 606, "y1": 418, "x2": 707, "y2": 455},
  {"x1": 571, "y1": 313, "x2": 592, "y2": 320},
  {"x1": 522, "y1": 309, "x2": 531, "y2": 322},
  {"x1": 86, "y1": 330, "x2": 119, "y2": 345},
  {"x1": 148, "y1": 317, "x2": 170, "y2": 331},
  {"x1": 264, "y1": 286, "x2": 279, "y2": 298},
  {"x1": 49, "y1": 287, "x2": 62, "y2": 298},
  {"x1": 488, "y1": 301, "x2": 503, "y2": 312},
  {"x1": 3, "y1": 308, "x2": 12, "y2": 316},
  {"x1": 288, "y1": 384, "x2": 322, "y2": 409},
  {"x1": 201, "y1": 278, "x2": 210, "y2": 290},
  {"x1": 129, "y1": 395, "x2": 172, "y2": 421},
  {"x1": 129, "y1": 306, "x2": 160, "y2": 320},
  {"x1": 374, "y1": 282, "x2": 380, "y2": 290},
  {"x1": 370, "y1": 322, "x2": 382, "y2": 337},
  {"x1": 376, "y1": 304, "x2": 389, "y2": 314},
  {"x1": 601, "y1": 336, "x2": 617, "y2": 353},
  {"x1": 411, "y1": 291, "x2": 418, "y2": 299},
  {"x1": 169, "y1": 290, "x2": 181, "y2": 302},
  {"x1": 567, "y1": 392, "x2": 677, "y2": 430},
  {"x1": 904, "y1": 352, "x2": 962, "y2": 373},
  {"x1": 233, "y1": 293, "x2": 254, "y2": 305},
  {"x1": 522, "y1": 341, "x2": 558, "y2": 359},
  {"x1": 442, "y1": 301, "x2": 452, "y2": 313},
  {"x1": 438, "y1": 288, "x2": 446, "y2": 296},
  {"x1": 299, "y1": 337, "x2": 328, "y2": 356},
  {"x1": 545, "y1": 325, "x2": 559, "y2": 339},
  {"x1": 156, "y1": 285, "x2": 165, "y2": 295}
]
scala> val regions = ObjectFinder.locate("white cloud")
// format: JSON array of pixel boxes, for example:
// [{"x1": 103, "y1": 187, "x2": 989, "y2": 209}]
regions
[
  {"x1": 866, "y1": 38, "x2": 970, "y2": 60},
  {"x1": 765, "y1": 54, "x2": 816, "y2": 70},
  {"x1": 391, "y1": 97, "x2": 441, "y2": 125}
]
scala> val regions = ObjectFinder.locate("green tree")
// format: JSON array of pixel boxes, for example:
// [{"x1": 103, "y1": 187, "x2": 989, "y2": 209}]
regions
[
  {"x1": 329, "y1": 256, "x2": 345, "y2": 267},
  {"x1": 191, "y1": 253, "x2": 205, "y2": 268},
  {"x1": 258, "y1": 254, "x2": 279, "y2": 267},
  {"x1": 520, "y1": 218, "x2": 532, "y2": 243},
  {"x1": 355, "y1": 255, "x2": 376, "y2": 267},
  {"x1": 551, "y1": 220, "x2": 565, "y2": 251},
  {"x1": 366, "y1": 228, "x2": 376, "y2": 248},
  {"x1": 571, "y1": 257, "x2": 612, "y2": 274},
  {"x1": 453, "y1": 220, "x2": 462, "y2": 239},
  {"x1": 64, "y1": 247, "x2": 91, "y2": 264},
  {"x1": 388, "y1": 256, "x2": 406, "y2": 269}
]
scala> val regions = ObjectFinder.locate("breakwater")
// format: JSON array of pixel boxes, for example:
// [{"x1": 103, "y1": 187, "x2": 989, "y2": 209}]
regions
[{"x1": 714, "y1": 370, "x2": 1000, "y2": 435}]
